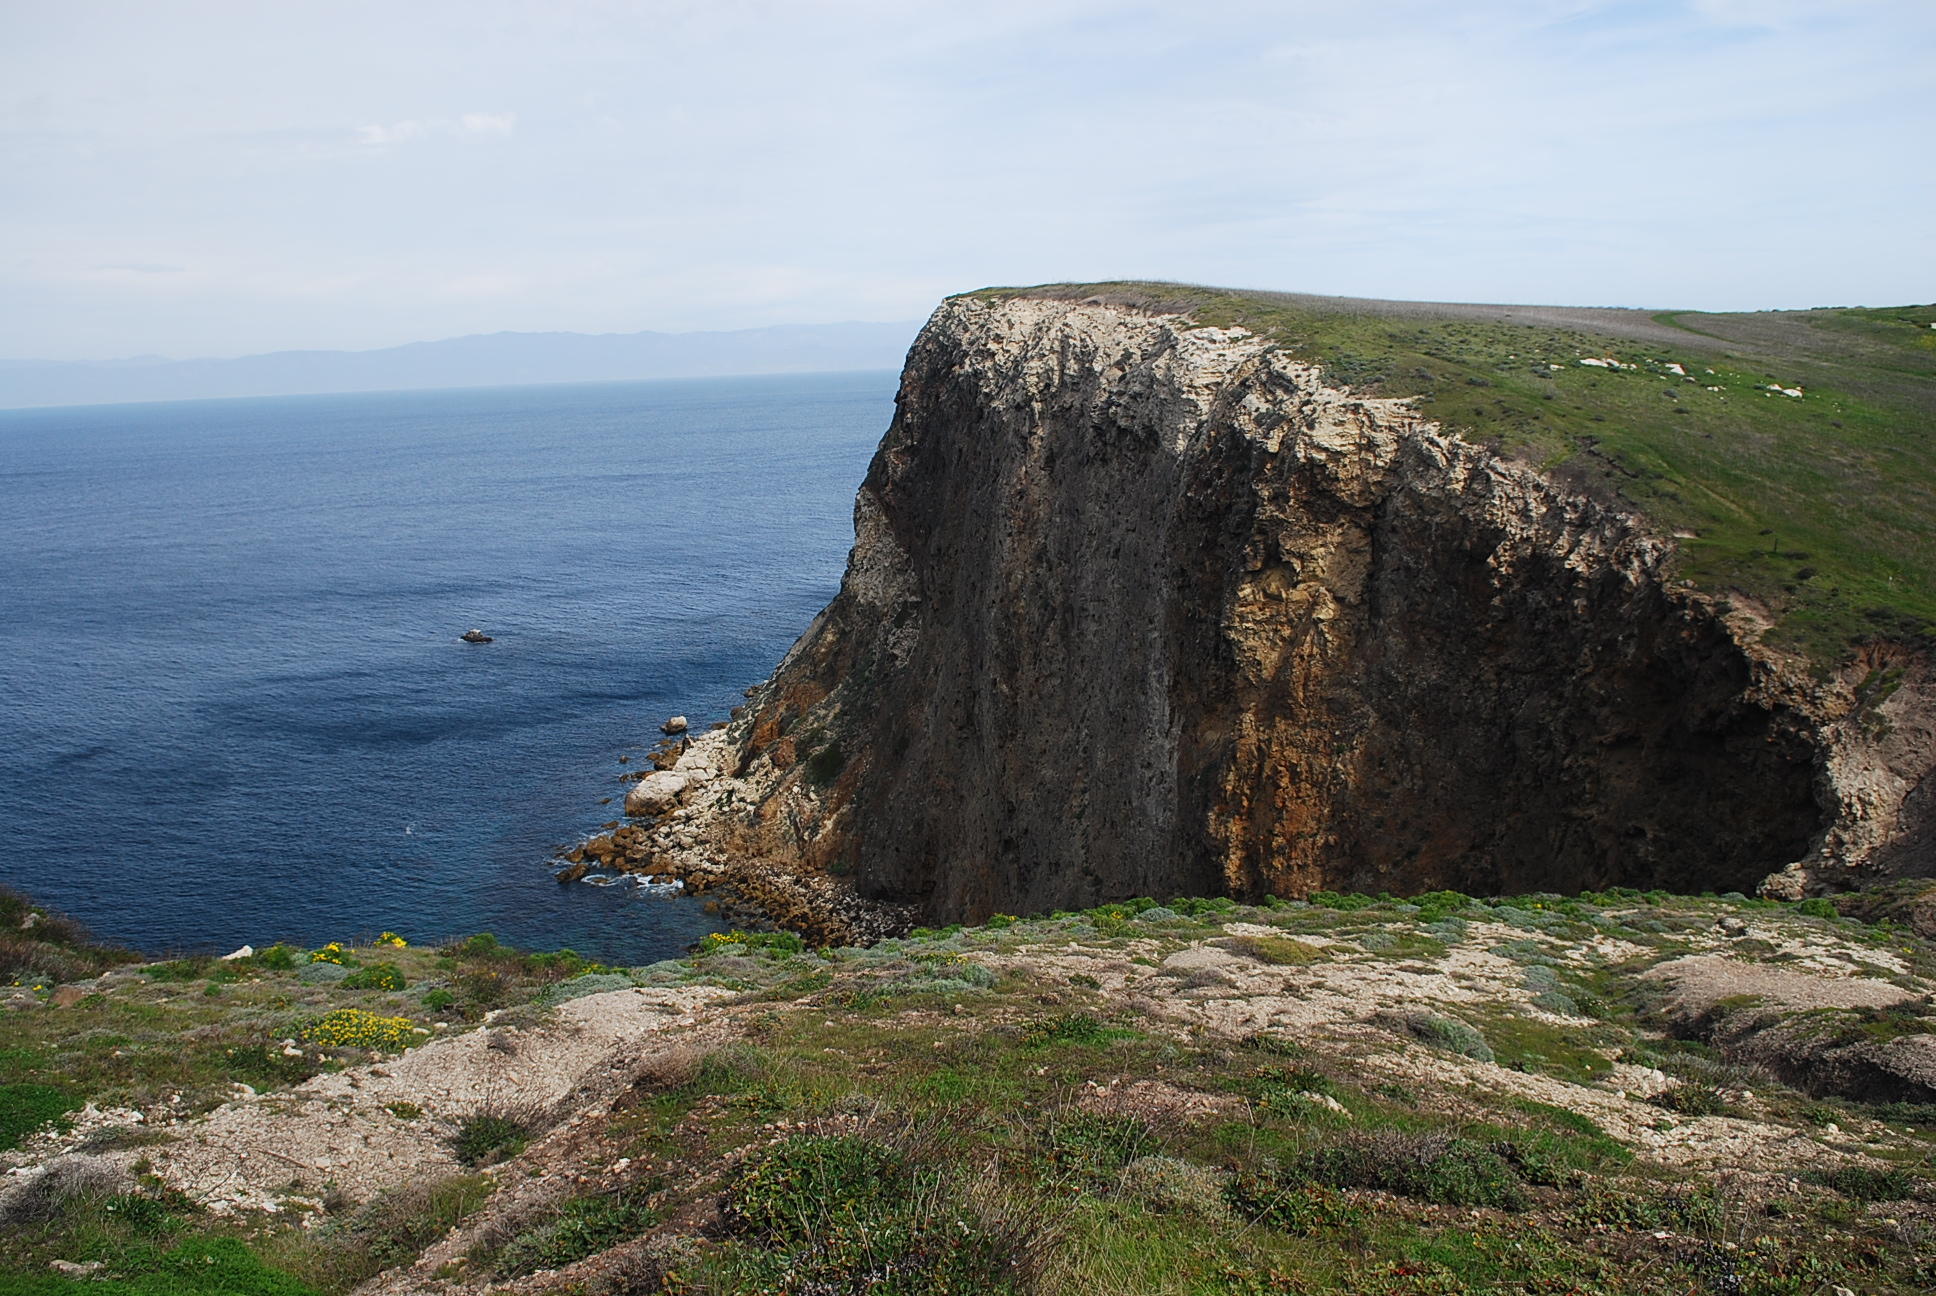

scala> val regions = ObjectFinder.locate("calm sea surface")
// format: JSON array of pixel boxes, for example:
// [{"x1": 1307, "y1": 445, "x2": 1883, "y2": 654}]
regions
[{"x1": 0, "y1": 372, "x2": 895, "y2": 963}]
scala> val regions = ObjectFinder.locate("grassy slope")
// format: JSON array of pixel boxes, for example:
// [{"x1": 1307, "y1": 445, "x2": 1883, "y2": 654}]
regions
[
  {"x1": 973, "y1": 283, "x2": 1936, "y2": 666},
  {"x1": 7, "y1": 891, "x2": 1936, "y2": 1295}
]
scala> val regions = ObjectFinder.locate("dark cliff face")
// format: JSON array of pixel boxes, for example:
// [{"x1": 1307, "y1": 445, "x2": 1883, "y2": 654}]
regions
[{"x1": 713, "y1": 297, "x2": 1905, "y2": 921}]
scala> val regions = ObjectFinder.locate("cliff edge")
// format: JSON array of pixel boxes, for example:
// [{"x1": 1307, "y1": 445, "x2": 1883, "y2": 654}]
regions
[{"x1": 631, "y1": 290, "x2": 1934, "y2": 924}]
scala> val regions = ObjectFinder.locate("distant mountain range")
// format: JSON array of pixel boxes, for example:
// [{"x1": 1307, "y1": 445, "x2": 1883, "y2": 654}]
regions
[{"x1": 0, "y1": 320, "x2": 923, "y2": 409}]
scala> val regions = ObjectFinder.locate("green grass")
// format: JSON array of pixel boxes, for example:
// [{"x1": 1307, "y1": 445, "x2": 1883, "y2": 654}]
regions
[
  {"x1": 0, "y1": 1083, "x2": 80, "y2": 1152},
  {"x1": 974, "y1": 283, "x2": 1936, "y2": 662}
]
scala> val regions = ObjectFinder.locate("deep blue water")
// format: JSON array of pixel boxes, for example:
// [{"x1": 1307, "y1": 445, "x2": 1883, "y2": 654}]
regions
[{"x1": 0, "y1": 372, "x2": 895, "y2": 963}]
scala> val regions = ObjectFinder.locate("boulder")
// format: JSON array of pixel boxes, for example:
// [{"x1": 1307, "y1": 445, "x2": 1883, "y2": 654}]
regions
[
  {"x1": 220, "y1": 945, "x2": 255, "y2": 961},
  {"x1": 662, "y1": 715, "x2": 689, "y2": 735},
  {"x1": 625, "y1": 771, "x2": 691, "y2": 816}
]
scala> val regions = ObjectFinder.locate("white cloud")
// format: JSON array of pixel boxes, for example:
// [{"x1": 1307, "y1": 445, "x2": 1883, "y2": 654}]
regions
[
  {"x1": 458, "y1": 111, "x2": 515, "y2": 135},
  {"x1": 355, "y1": 119, "x2": 428, "y2": 147},
  {"x1": 355, "y1": 113, "x2": 514, "y2": 148}
]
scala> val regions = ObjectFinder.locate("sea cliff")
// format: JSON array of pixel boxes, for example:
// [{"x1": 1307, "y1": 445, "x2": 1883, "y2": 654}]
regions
[{"x1": 619, "y1": 291, "x2": 1932, "y2": 925}]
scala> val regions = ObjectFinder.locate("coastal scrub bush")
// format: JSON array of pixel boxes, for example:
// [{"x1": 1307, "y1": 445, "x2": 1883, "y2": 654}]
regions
[
  {"x1": 1225, "y1": 935, "x2": 1323, "y2": 966},
  {"x1": 1411, "y1": 890, "x2": 1477, "y2": 923},
  {"x1": 716, "y1": 1133, "x2": 1031, "y2": 1294},
  {"x1": 1117, "y1": 1155, "x2": 1229, "y2": 1217},
  {"x1": 452, "y1": 1103, "x2": 546, "y2": 1167},
  {"x1": 1308, "y1": 891, "x2": 1386, "y2": 912},
  {"x1": 375, "y1": 931, "x2": 408, "y2": 948},
  {"x1": 1041, "y1": 1112, "x2": 1158, "y2": 1189},
  {"x1": 1224, "y1": 1176, "x2": 1364, "y2": 1235},
  {"x1": 302, "y1": 1008, "x2": 417, "y2": 1052},
  {"x1": 876, "y1": 961, "x2": 998, "y2": 1001},
  {"x1": 1291, "y1": 1132, "x2": 1527, "y2": 1209},
  {"x1": 1167, "y1": 896, "x2": 1238, "y2": 917},
  {"x1": 698, "y1": 929, "x2": 805, "y2": 959},
  {"x1": 1812, "y1": 1165, "x2": 1914, "y2": 1201},
  {"x1": 1569, "y1": 1182, "x2": 1723, "y2": 1232},
  {"x1": 1794, "y1": 898, "x2": 1839, "y2": 919},
  {"x1": 492, "y1": 1188, "x2": 658, "y2": 1276},
  {"x1": 308, "y1": 942, "x2": 353, "y2": 966},
  {"x1": 533, "y1": 972, "x2": 636, "y2": 1006},
  {"x1": 250, "y1": 944, "x2": 299, "y2": 971},
  {"x1": 340, "y1": 963, "x2": 405, "y2": 991},
  {"x1": 1531, "y1": 990, "x2": 1584, "y2": 1017},
  {"x1": 1022, "y1": 1011, "x2": 1115, "y2": 1047},
  {"x1": 1397, "y1": 1013, "x2": 1495, "y2": 1062},
  {"x1": 1651, "y1": 1083, "x2": 1735, "y2": 1117},
  {"x1": 273, "y1": 1175, "x2": 489, "y2": 1289},
  {"x1": 141, "y1": 957, "x2": 211, "y2": 982}
]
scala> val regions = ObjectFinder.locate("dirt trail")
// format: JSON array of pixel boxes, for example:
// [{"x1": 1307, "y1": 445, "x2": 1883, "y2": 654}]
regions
[{"x1": 144, "y1": 985, "x2": 729, "y2": 1214}]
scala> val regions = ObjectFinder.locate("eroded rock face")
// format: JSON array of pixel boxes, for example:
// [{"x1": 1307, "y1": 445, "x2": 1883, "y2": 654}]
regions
[{"x1": 698, "y1": 297, "x2": 1930, "y2": 922}]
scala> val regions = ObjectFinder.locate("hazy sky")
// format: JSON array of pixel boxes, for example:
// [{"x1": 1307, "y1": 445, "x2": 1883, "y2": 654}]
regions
[{"x1": 4, "y1": 0, "x2": 1932, "y2": 360}]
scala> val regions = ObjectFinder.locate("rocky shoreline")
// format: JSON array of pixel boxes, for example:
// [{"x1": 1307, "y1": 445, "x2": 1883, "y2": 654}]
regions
[{"x1": 551, "y1": 719, "x2": 911, "y2": 946}]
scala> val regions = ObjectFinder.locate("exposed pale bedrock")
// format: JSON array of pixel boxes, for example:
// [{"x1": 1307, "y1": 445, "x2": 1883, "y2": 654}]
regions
[{"x1": 673, "y1": 296, "x2": 1932, "y2": 923}]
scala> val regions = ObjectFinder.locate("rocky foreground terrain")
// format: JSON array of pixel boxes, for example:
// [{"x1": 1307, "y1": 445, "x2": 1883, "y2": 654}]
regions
[{"x1": 5, "y1": 883, "x2": 1936, "y2": 1294}]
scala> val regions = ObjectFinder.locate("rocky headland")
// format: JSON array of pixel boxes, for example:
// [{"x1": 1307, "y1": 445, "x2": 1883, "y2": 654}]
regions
[{"x1": 577, "y1": 288, "x2": 1935, "y2": 934}]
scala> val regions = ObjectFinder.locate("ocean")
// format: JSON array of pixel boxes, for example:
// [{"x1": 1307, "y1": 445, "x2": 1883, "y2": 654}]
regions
[{"x1": 0, "y1": 371, "x2": 896, "y2": 964}]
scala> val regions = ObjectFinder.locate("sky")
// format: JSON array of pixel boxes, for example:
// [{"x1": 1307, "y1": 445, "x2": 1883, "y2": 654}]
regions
[{"x1": 3, "y1": 0, "x2": 1932, "y2": 361}]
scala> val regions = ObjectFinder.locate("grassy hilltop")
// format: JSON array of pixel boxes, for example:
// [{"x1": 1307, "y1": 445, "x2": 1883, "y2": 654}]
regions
[{"x1": 975, "y1": 284, "x2": 1936, "y2": 665}]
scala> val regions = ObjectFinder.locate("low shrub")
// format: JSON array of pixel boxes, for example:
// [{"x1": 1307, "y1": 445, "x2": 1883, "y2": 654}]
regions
[
  {"x1": 1022, "y1": 1012, "x2": 1114, "y2": 1047},
  {"x1": 1308, "y1": 891, "x2": 1385, "y2": 911},
  {"x1": 717, "y1": 1133, "x2": 1038, "y2": 1294},
  {"x1": 698, "y1": 929, "x2": 807, "y2": 959},
  {"x1": 1410, "y1": 890, "x2": 1476, "y2": 923},
  {"x1": 1167, "y1": 896, "x2": 1239, "y2": 917},
  {"x1": 1651, "y1": 1083, "x2": 1735, "y2": 1117},
  {"x1": 0, "y1": 1155, "x2": 125, "y2": 1226},
  {"x1": 493, "y1": 1188, "x2": 658, "y2": 1276},
  {"x1": 1225, "y1": 935, "x2": 1323, "y2": 966},
  {"x1": 1813, "y1": 1165, "x2": 1914, "y2": 1201},
  {"x1": 1224, "y1": 1175, "x2": 1363, "y2": 1234},
  {"x1": 1569, "y1": 1182, "x2": 1723, "y2": 1232},
  {"x1": 1041, "y1": 1112, "x2": 1158, "y2": 1188},
  {"x1": 250, "y1": 944, "x2": 300, "y2": 971},
  {"x1": 1398, "y1": 1013, "x2": 1494, "y2": 1062},
  {"x1": 1531, "y1": 990, "x2": 1583, "y2": 1017},
  {"x1": 1117, "y1": 1155, "x2": 1229, "y2": 1217},
  {"x1": 297, "y1": 1174, "x2": 493, "y2": 1287},
  {"x1": 340, "y1": 963, "x2": 406, "y2": 991},
  {"x1": 1291, "y1": 1131, "x2": 1527, "y2": 1209},
  {"x1": 302, "y1": 1009, "x2": 418, "y2": 1051},
  {"x1": 533, "y1": 972, "x2": 636, "y2": 1006},
  {"x1": 452, "y1": 1103, "x2": 547, "y2": 1167}
]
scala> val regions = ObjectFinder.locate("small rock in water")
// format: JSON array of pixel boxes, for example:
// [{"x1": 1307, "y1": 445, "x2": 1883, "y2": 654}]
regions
[{"x1": 662, "y1": 715, "x2": 689, "y2": 735}]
